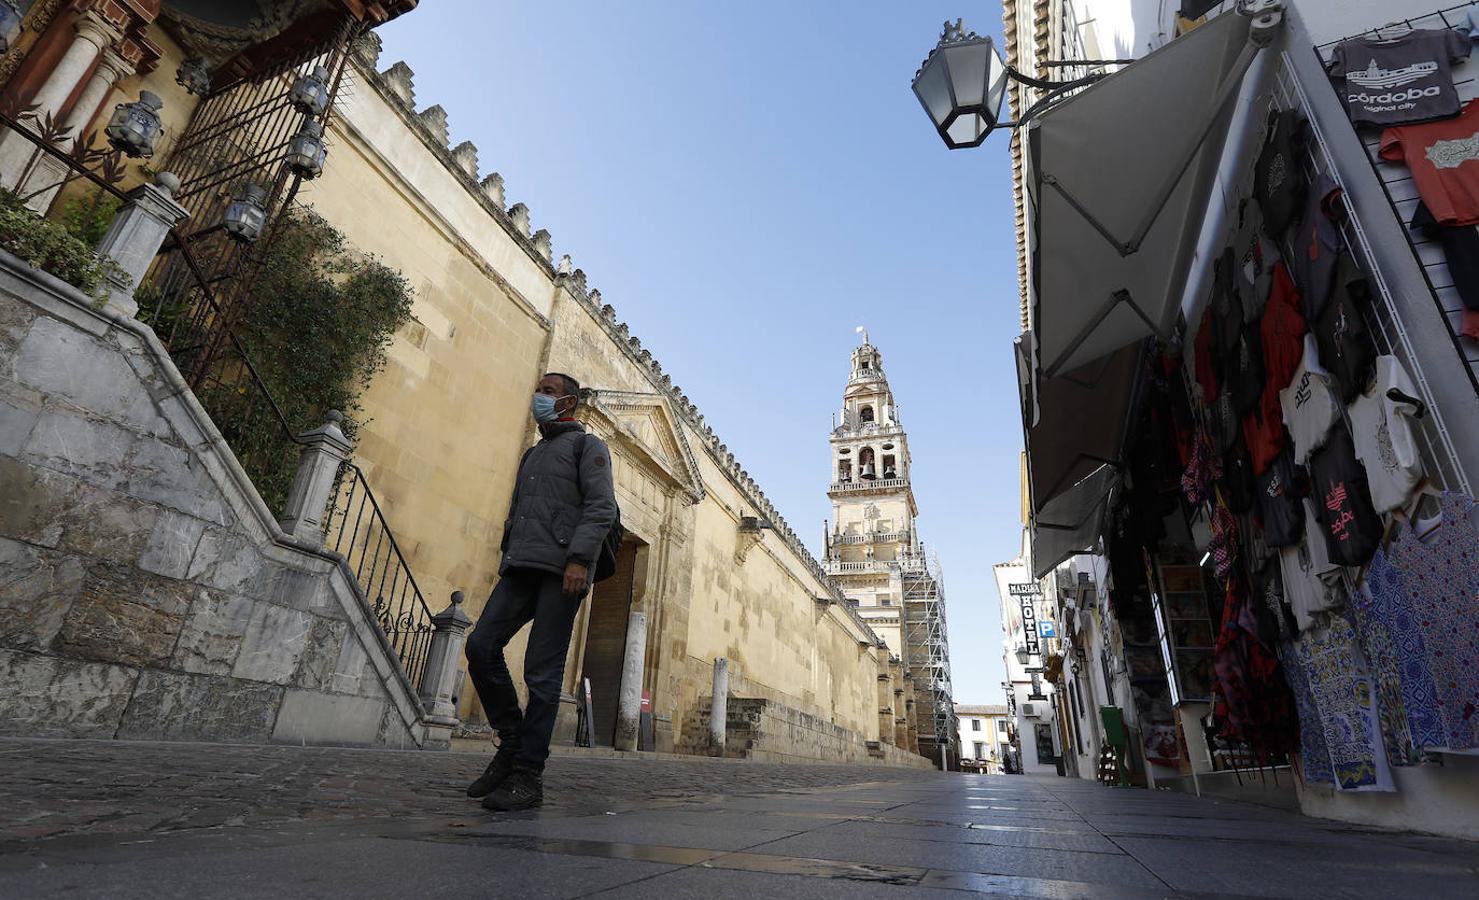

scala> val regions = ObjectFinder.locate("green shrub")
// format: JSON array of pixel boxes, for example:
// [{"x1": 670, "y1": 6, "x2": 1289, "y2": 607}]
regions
[{"x1": 0, "y1": 190, "x2": 117, "y2": 295}]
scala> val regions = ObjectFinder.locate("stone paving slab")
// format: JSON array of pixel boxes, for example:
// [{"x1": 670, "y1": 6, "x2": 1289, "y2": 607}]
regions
[{"x1": 3, "y1": 738, "x2": 1479, "y2": 899}]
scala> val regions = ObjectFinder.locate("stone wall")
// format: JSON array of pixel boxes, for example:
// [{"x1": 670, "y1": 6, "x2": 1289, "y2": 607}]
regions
[
  {"x1": 681, "y1": 698, "x2": 934, "y2": 769},
  {"x1": 0, "y1": 252, "x2": 437, "y2": 749}
]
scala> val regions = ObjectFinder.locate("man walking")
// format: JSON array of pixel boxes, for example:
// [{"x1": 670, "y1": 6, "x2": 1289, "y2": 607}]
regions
[{"x1": 465, "y1": 372, "x2": 617, "y2": 811}]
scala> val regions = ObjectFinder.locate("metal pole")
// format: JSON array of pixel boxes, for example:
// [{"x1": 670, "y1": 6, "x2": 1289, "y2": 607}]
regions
[
  {"x1": 613, "y1": 612, "x2": 647, "y2": 752},
  {"x1": 710, "y1": 657, "x2": 729, "y2": 757}
]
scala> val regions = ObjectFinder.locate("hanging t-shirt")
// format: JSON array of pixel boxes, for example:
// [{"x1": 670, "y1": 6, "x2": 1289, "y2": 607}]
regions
[
  {"x1": 1212, "y1": 248, "x2": 1244, "y2": 360},
  {"x1": 1219, "y1": 439, "x2": 1256, "y2": 515},
  {"x1": 1330, "y1": 29, "x2": 1471, "y2": 127},
  {"x1": 1227, "y1": 322, "x2": 1265, "y2": 416},
  {"x1": 1313, "y1": 253, "x2": 1378, "y2": 402},
  {"x1": 1289, "y1": 175, "x2": 1345, "y2": 321},
  {"x1": 1347, "y1": 355, "x2": 1426, "y2": 513},
  {"x1": 1255, "y1": 448, "x2": 1304, "y2": 548},
  {"x1": 1379, "y1": 98, "x2": 1479, "y2": 226},
  {"x1": 1412, "y1": 201, "x2": 1479, "y2": 339},
  {"x1": 1307, "y1": 425, "x2": 1383, "y2": 566},
  {"x1": 1259, "y1": 262, "x2": 1308, "y2": 394},
  {"x1": 1193, "y1": 306, "x2": 1220, "y2": 403},
  {"x1": 1243, "y1": 386, "x2": 1287, "y2": 475},
  {"x1": 1279, "y1": 335, "x2": 1342, "y2": 465},
  {"x1": 1255, "y1": 110, "x2": 1309, "y2": 238},
  {"x1": 1233, "y1": 200, "x2": 1282, "y2": 323},
  {"x1": 1278, "y1": 533, "x2": 1341, "y2": 633}
]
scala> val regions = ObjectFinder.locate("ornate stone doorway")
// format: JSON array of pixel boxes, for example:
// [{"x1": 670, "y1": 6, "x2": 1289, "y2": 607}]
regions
[{"x1": 576, "y1": 535, "x2": 645, "y2": 746}]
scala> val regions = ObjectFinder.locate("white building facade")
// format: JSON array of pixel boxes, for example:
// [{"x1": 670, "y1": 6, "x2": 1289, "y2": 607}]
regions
[{"x1": 956, "y1": 704, "x2": 1013, "y2": 773}]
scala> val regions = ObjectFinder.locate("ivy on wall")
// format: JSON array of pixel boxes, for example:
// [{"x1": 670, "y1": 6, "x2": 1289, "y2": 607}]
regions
[{"x1": 192, "y1": 206, "x2": 415, "y2": 512}]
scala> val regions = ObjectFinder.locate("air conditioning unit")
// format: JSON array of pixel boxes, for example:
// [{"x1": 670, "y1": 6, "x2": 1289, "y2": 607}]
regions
[{"x1": 1021, "y1": 703, "x2": 1038, "y2": 717}]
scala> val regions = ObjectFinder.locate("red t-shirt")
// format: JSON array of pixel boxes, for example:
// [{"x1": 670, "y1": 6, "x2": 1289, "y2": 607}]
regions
[
  {"x1": 1243, "y1": 263, "x2": 1307, "y2": 474},
  {"x1": 1380, "y1": 98, "x2": 1479, "y2": 226}
]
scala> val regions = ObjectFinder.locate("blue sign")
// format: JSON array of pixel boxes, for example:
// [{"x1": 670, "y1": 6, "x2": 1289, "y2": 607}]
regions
[{"x1": 1038, "y1": 621, "x2": 1056, "y2": 638}]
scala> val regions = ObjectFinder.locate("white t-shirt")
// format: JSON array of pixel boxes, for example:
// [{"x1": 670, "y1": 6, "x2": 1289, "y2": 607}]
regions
[
  {"x1": 1278, "y1": 336, "x2": 1341, "y2": 465},
  {"x1": 1347, "y1": 356, "x2": 1425, "y2": 513},
  {"x1": 1279, "y1": 499, "x2": 1345, "y2": 633}
]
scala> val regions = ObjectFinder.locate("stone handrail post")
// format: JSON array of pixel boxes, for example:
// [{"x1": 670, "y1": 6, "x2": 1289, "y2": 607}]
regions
[
  {"x1": 710, "y1": 656, "x2": 729, "y2": 757},
  {"x1": 419, "y1": 590, "x2": 473, "y2": 724},
  {"x1": 278, "y1": 410, "x2": 352, "y2": 543},
  {"x1": 94, "y1": 172, "x2": 189, "y2": 319},
  {"x1": 613, "y1": 611, "x2": 648, "y2": 752}
]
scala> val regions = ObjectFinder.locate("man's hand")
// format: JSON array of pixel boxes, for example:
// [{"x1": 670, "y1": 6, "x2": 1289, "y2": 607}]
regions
[{"x1": 563, "y1": 562, "x2": 589, "y2": 596}]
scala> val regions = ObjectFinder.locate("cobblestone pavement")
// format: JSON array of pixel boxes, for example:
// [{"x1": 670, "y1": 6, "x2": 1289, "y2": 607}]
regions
[{"x1": 3, "y1": 738, "x2": 1479, "y2": 899}]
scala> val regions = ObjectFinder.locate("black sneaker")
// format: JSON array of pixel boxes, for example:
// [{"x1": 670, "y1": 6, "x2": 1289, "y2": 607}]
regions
[
  {"x1": 482, "y1": 766, "x2": 542, "y2": 811},
  {"x1": 466, "y1": 745, "x2": 519, "y2": 799}
]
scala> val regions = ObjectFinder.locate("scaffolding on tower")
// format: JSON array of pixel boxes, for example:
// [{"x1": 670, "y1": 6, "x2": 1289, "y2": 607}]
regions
[{"x1": 903, "y1": 546, "x2": 956, "y2": 762}]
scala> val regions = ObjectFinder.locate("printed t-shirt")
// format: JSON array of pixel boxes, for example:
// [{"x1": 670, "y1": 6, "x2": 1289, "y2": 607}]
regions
[
  {"x1": 1314, "y1": 254, "x2": 1378, "y2": 401},
  {"x1": 1330, "y1": 29, "x2": 1471, "y2": 126},
  {"x1": 1279, "y1": 335, "x2": 1342, "y2": 465},
  {"x1": 1347, "y1": 355, "x2": 1426, "y2": 513},
  {"x1": 1277, "y1": 511, "x2": 1348, "y2": 632},
  {"x1": 1255, "y1": 449, "x2": 1305, "y2": 548},
  {"x1": 1379, "y1": 98, "x2": 1479, "y2": 226},
  {"x1": 1289, "y1": 174, "x2": 1345, "y2": 321},
  {"x1": 1256, "y1": 110, "x2": 1308, "y2": 238},
  {"x1": 1308, "y1": 425, "x2": 1383, "y2": 566},
  {"x1": 1412, "y1": 201, "x2": 1479, "y2": 340}
]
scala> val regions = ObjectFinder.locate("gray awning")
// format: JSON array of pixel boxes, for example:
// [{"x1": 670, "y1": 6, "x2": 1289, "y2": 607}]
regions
[
  {"x1": 1030, "y1": 464, "x2": 1118, "y2": 579},
  {"x1": 1026, "y1": 9, "x2": 1269, "y2": 379},
  {"x1": 1020, "y1": 339, "x2": 1144, "y2": 516}
]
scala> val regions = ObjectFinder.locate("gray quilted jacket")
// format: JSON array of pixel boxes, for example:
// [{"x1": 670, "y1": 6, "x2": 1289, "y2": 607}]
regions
[{"x1": 499, "y1": 421, "x2": 616, "y2": 577}]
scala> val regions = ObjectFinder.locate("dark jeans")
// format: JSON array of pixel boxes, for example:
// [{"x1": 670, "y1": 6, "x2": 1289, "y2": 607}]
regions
[{"x1": 465, "y1": 567, "x2": 585, "y2": 771}]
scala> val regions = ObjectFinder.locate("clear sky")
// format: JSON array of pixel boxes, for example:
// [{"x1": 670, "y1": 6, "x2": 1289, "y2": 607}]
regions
[{"x1": 377, "y1": 2, "x2": 1023, "y2": 706}]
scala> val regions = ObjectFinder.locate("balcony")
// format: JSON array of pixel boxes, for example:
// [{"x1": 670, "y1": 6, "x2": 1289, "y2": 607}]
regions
[
  {"x1": 834, "y1": 530, "x2": 911, "y2": 545},
  {"x1": 829, "y1": 477, "x2": 910, "y2": 494},
  {"x1": 824, "y1": 557, "x2": 928, "y2": 576}
]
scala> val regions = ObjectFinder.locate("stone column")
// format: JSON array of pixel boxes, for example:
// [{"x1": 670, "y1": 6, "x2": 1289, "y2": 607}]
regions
[
  {"x1": 19, "y1": 48, "x2": 132, "y2": 211},
  {"x1": 612, "y1": 611, "x2": 647, "y2": 752},
  {"x1": 709, "y1": 657, "x2": 729, "y2": 757},
  {"x1": 278, "y1": 411, "x2": 353, "y2": 542},
  {"x1": 0, "y1": 12, "x2": 117, "y2": 189},
  {"x1": 92, "y1": 172, "x2": 188, "y2": 317},
  {"x1": 418, "y1": 591, "x2": 473, "y2": 725}
]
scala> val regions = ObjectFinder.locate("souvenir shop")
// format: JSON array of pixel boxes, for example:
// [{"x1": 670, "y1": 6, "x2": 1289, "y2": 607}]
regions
[{"x1": 1022, "y1": 2, "x2": 1479, "y2": 838}]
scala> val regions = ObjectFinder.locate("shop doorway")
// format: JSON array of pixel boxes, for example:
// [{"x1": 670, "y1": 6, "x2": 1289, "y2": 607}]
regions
[{"x1": 578, "y1": 536, "x2": 642, "y2": 746}]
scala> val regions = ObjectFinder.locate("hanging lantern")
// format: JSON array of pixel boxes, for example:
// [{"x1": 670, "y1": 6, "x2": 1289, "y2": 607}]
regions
[
  {"x1": 175, "y1": 58, "x2": 211, "y2": 96},
  {"x1": 104, "y1": 90, "x2": 164, "y2": 158},
  {"x1": 912, "y1": 20, "x2": 1009, "y2": 149},
  {"x1": 222, "y1": 183, "x2": 268, "y2": 243},
  {"x1": 289, "y1": 65, "x2": 330, "y2": 117},
  {"x1": 286, "y1": 119, "x2": 327, "y2": 179},
  {"x1": 0, "y1": 3, "x2": 22, "y2": 55}
]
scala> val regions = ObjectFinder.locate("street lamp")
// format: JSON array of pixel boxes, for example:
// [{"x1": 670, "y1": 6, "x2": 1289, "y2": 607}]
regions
[
  {"x1": 289, "y1": 65, "x2": 331, "y2": 118},
  {"x1": 1014, "y1": 645, "x2": 1030, "y2": 665},
  {"x1": 176, "y1": 58, "x2": 211, "y2": 96},
  {"x1": 911, "y1": 18, "x2": 1113, "y2": 150}
]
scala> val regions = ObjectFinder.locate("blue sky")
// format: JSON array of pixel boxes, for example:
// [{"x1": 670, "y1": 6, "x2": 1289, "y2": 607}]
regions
[{"x1": 378, "y1": 2, "x2": 1023, "y2": 706}]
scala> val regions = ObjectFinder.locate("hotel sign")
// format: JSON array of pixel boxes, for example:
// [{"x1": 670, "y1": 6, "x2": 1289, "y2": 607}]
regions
[{"x1": 1010, "y1": 583, "x2": 1041, "y2": 658}]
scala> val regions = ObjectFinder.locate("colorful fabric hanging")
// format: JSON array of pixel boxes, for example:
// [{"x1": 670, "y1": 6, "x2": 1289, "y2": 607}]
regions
[
  {"x1": 1384, "y1": 492, "x2": 1479, "y2": 751},
  {"x1": 1293, "y1": 615, "x2": 1395, "y2": 791},
  {"x1": 1348, "y1": 580, "x2": 1420, "y2": 767},
  {"x1": 1278, "y1": 642, "x2": 1334, "y2": 784},
  {"x1": 1363, "y1": 550, "x2": 1446, "y2": 752}
]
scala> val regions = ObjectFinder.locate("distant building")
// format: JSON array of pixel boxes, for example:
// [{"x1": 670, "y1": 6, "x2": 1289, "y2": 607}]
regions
[{"x1": 955, "y1": 705, "x2": 1012, "y2": 774}]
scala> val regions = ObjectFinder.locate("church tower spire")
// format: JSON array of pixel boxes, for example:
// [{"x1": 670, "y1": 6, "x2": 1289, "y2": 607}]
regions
[{"x1": 824, "y1": 330, "x2": 954, "y2": 765}]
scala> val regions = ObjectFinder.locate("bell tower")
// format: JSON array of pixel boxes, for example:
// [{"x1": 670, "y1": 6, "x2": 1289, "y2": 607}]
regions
[{"x1": 824, "y1": 329, "x2": 954, "y2": 765}]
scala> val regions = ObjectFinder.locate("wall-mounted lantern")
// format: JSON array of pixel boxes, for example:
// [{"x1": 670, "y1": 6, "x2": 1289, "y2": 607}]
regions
[
  {"x1": 222, "y1": 182, "x2": 268, "y2": 243},
  {"x1": 105, "y1": 90, "x2": 164, "y2": 158},
  {"x1": 289, "y1": 65, "x2": 330, "y2": 117},
  {"x1": 286, "y1": 119, "x2": 327, "y2": 179},
  {"x1": 175, "y1": 58, "x2": 211, "y2": 96}
]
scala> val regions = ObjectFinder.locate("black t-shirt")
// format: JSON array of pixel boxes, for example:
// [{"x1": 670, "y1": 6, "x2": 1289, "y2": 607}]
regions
[
  {"x1": 1307, "y1": 425, "x2": 1383, "y2": 566},
  {"x1": 1212, "y1": 248, "x2": 1243, "y2": 359},
  {"x1": 1255, "y1": 448, "x2": 1305, "y2": 548},
  {"x1": 1313, "y1": 253, "x2": 1378, "y2": 401},
  {"x1": 1227, "y1": 322, "x2": 1265, "y2": 416},
  {"x1": 1219, "y1": 440, "x2": 1256, "y2": 515},
  {"x1": 1255, "y1": 110, "x2": 1309, "y2": 239},
  {"x1": 1413, "y1": 200, "x2": 1479, "y2": 313}
]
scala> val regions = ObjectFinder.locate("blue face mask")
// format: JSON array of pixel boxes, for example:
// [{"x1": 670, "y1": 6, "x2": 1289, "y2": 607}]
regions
[{"x1": 532, "y1": 393, "x2": 569, "y2": 423}]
